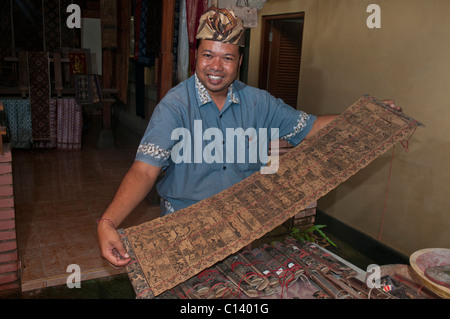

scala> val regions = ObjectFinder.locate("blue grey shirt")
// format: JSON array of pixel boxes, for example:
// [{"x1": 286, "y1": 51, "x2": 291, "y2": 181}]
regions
[{"x1": 135, "y1": 74, "x2": 316, "y2": 216}]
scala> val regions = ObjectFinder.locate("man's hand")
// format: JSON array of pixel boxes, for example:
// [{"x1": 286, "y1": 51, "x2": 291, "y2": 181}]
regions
[
  {"x1": 96, "y1": 162, "x2": 161, "y2": 268},
  {"x1": 97, "y1": 220, "x2": 131, "y2": 268}
]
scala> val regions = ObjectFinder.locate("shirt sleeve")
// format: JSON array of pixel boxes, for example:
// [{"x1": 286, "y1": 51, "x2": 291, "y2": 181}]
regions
[
  {"x1": 257, "y1": 89, "x2": 317, "y2": 146},
  {"x1": 135, "y1": 101, "x2": 181, "y2": 168},
  {"x1": 280, "y1": 110, "x2": 317, "y2": 146}
]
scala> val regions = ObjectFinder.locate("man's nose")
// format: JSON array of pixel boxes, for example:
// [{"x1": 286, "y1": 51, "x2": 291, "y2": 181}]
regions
[{"x1": 209, "y1": 58, "x2": 223, "y2": 71}]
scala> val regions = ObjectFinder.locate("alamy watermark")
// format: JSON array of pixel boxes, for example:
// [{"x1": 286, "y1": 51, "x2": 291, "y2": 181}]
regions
[
  {"x1": 66, "y1": 4, "x2": 81, "y2": 29},
  {"x1": 171, "y1": 120, "x2": 280, "y2": 174},
  {"x1": 366, "y1": 264, "x2": 382, "y2": 289},
  {"x1": 66, "y1": 264, "x2": 81, "y2": 288},
  {"x1": 367, "y1": 4, "x2": 381, "y2": 29}
]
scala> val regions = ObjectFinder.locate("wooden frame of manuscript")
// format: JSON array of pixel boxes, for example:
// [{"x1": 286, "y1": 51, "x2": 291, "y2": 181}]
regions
[{"x1": 119, "y1": 95, "x2": 422, "y2": 298}]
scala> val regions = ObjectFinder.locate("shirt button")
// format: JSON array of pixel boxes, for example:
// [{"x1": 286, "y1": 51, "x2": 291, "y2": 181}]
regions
[
  {"x1": 219, "y1": 114, "x2": 223, "y2": 119},
  {"x1": 223, "y1": 166, "x2": 227, "y2": 170}
]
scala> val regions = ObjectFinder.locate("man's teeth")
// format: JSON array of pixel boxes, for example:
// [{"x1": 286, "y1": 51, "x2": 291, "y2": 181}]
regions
[{"x1": 209, "y1": 75, "x2": 222, "y2": 80}]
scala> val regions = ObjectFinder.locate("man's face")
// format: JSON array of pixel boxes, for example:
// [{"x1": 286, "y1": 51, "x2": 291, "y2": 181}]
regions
[{"x1": 195, "y1": 39, "x2": 243, "y2": 98}]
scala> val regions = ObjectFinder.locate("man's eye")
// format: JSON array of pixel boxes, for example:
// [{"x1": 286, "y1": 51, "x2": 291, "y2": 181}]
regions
[
  {"x1": 203, "y1": 54, "x2": 212, "y2": 58},
  {"x1": 224, "y1": 57, "x2": 234, "y2": 62}
]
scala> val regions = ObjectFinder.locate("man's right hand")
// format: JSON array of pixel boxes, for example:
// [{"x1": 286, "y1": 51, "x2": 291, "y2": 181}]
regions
[{"x1": 97, "y1": 220, "x2": 131, "y2": 268}]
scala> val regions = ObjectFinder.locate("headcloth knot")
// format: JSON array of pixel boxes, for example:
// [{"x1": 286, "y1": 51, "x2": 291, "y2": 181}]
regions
[{"x1": 196, "y1": 7, "x2": 245, "y2": 47}]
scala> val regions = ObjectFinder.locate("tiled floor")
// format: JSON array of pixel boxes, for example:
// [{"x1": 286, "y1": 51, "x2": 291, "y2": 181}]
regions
[{"x1": 12, "y1": 115, "x2": 160, "y2": 292}]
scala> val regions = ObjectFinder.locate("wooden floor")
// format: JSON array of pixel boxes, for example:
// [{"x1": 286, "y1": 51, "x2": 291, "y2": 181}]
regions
[{"x1": 12, "y1": 115, "x2": 160, "y2": 292}]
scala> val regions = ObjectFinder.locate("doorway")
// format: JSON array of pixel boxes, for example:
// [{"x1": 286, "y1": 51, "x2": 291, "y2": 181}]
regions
[{"x1": 258, "y1": 13, "x2": 305, "y2": 108}]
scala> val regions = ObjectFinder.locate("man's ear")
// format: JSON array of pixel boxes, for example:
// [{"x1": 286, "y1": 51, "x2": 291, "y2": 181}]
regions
[{"x1": 236, "y1": 53, "x2": 243, "y2": 74}]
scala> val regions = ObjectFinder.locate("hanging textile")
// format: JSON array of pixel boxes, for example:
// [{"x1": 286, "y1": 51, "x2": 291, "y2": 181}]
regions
[
  {"x1": 43, "y1": 0, "x2": 61, "y2": 52},
  {"x1": 177, "y1": 0, "x2": 189, "y2": 83},
  {"x1": 134, "y1": 0, "x2": 147, "y2": 118},
  {"x1": 1, "y1": 99, "x2": 32, "y2": 149},
  {"x1": 65, "y1": 49, "x2": 91, "y2": 75},
  {"x1": 173, "y1": 0, "x2": 180, "y2": 82},
  {"x1": 186, "y1": 0, "x2": 209, "y2": 75},
  {"x1": 62, "y1": 48, "x2": 92, "y2": 89},
  {"x1": 134, "y1": 0, "x2": 143, "y2": 60},
  {"x1": 134, "y1": 0, "x2": 161, "y2": 118},
  {"x1": 134, "y1": 0, "x2": 159, "y2": 66},
  {"x1": 56, "y1": 98, "x2": 83, "y2": 151},
  {"x1": 49, "y1": 98, "x2": 57, "y2": 149},
  {"x1": 27, "y1": 51, "x2": 51, "y2": 149},
  {"x1": 60, "y1": 0, "x2": 77, "y2": 48},
  {"x1": 75, "y1": 74, "x2": 103, "y2": 105}
]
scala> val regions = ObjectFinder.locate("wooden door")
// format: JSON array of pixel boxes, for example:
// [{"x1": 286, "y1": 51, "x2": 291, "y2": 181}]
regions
[{"x1": 259, "y1": 14, "x2": 304, "y2": 107}]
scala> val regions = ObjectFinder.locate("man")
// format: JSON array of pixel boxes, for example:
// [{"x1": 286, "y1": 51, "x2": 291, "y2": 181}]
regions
[{"x1": 97, "y1": 8, "x2": 398, "y2": 267}]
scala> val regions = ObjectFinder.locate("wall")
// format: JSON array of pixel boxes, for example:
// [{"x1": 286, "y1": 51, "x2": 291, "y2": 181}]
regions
[
  {"x1": 81, "y1": 18, "x2": 103, "y2": 75},
  {"x1": 247, "y1": 0, "x2": 450, "y2": 256}
]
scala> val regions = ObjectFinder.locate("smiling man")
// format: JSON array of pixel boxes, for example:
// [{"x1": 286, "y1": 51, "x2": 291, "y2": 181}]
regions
[
  {"x1": 196, "y1": 39, "x2": 242, "y2": 110},
  {"x1": 97, "y1": 8, "x2": 339, "y2": 267}
]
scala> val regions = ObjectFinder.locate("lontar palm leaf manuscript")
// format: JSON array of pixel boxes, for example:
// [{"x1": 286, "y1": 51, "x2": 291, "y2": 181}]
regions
[{"x1": 119, "y1": 95, "x2": 422, "y2": 298}]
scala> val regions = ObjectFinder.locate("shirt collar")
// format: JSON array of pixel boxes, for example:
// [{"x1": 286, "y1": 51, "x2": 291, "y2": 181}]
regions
[{"x1": 194, "y1": 73, "x2": 240, "y2": 106}]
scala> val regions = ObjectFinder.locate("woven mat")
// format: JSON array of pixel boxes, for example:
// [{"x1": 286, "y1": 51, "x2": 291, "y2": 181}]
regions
[{"x1": 119, "y1": 95, "x2": 422, "y2": 298}]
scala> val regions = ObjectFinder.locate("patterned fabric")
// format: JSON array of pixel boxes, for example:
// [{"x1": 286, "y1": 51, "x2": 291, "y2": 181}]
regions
[
  {"x1": 49, "y1": 98, "x2": 57, "y2": 148},
  {"x1": 281, "y1": 112, "x2": 310, "y2": 141},
  {"x1": 56, "y1": 98, "x2": 83, "y2": 151},
  {"x1": 1, "y1": 99, "x2": 32, "y2": 149},
  {"x1": 195, "y1": 73, "x2": 239, "y2": 105},
  {"x1": 196, "y1": 7, "x2": 245, "y2": 47},
  {"x1": 60, "y1": 0, "x2": 77, "y2": 48},
  {"x1": 134, "y1": 0, "x2": 160, "y2": 117},
  {"x1": 134, "y1": 0, "x2": 160, "y2": 66},
  {"x1": 186, "y1": 0, "x2": 209, "y2": 74},
  {"x1": 160, "y1": 198, "x2": 176, "y2": 216},
  {"x1": 68, "y1": 52, "x2": 88, "y2": 75},
  {"x1": 27, "y1": 51, "x2": 51, "y2": 148},
  {"x1": 137, "y1": 142, "x2": 171, "y2": 160},
  {"x1": 75, "y1": 74, "x2": 102, "y2": 105},
  {"x1": 63, "y1": 48, "x2": 91, "y2": 88},
  {"x1": 136, "y1": 0, "x2": 149, "y2": 64},
  {"x1": 43, "y1": 0, "x2": 61, "y2": 52}
]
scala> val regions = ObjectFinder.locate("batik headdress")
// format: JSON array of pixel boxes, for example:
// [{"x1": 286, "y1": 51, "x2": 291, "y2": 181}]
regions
[{"x1": 196, "y1": 7, "x2": 245, "y2": 47}]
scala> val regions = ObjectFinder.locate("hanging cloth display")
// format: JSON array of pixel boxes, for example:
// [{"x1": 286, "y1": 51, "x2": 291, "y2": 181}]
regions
[
  {"x1": 186, "y1": 0, "x2": 209, "y2": 75},
  {"x1": 177, "y1": 0, "x2": 189, "y2": 83},
  {"x1": 27, "y1": 51, "x2": 51, "y2": 149}
]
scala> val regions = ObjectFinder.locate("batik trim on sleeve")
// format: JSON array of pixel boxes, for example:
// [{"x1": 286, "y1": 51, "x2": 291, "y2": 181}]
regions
[
  {"x1": 161, "y1": 198, "x2": 176, "y2": 215},
  {"x1": 281, "y1": 112, "x2": 310, "y2": 141},
  {"x1": 137, "y1": 142, "x2": 171, "y2": 160}
]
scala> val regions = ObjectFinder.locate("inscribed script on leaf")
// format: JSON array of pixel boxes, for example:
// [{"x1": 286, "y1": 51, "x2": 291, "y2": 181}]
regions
[{"x1": 119, "y1": 95, "x2": 422, "y2": 298}]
